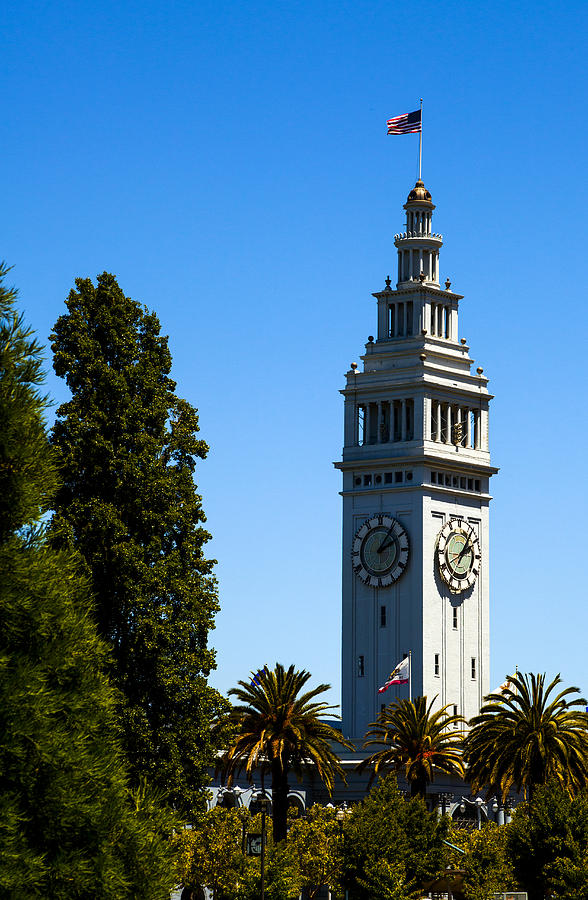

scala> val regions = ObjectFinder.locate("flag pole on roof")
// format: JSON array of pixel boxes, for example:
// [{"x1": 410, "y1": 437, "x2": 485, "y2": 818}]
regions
[
  {"x1": 386, "y1": 103, "x2": 423, "y2": 181},
  {"x1": 418, "y1": 98, "x2": 423, "y2": 180}
]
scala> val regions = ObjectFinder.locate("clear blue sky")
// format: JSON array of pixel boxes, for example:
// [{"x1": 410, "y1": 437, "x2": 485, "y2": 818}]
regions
[{"x1": 4, "y1": 0, "x2": 588, "y2": 709}]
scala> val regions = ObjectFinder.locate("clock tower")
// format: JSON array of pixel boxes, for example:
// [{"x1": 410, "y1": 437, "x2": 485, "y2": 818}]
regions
[{"x1": 336, "y1": 179, "x2": 497, "y2": 742}]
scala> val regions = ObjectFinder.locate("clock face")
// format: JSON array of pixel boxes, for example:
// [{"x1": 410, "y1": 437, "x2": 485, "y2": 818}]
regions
[
  {"x1": 352, "y1": 515, "x2": 409, "y2": 588},
  {"x1": 436, "y1": 519, "x2": 480, "y2": 593}
]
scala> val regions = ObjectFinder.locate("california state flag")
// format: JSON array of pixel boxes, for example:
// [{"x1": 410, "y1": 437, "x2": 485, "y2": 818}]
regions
[{"x1": 378, "y1": 658, "x2": 409, "y2": 694}]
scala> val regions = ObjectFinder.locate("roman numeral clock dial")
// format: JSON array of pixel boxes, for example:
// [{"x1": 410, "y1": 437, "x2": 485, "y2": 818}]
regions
[
  {"x1": 436, "y1": 519, "x2": 481, "y2": 593},
  {"x1": 352, "y1": 515, "x2": 410, "y2": 588}
]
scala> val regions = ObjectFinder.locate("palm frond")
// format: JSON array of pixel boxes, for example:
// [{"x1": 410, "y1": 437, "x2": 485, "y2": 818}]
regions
[{"x1": 464, "y1": 671, "x2": 588, "y2": 801}]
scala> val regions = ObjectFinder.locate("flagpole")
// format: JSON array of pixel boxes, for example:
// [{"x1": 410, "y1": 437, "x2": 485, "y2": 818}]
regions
[
  {"x1": 409, "y1": 651, "x2": 412, "y2": 702},
  {"x1": 418, "y1": 98, "x2": 423, "y2": 181}
]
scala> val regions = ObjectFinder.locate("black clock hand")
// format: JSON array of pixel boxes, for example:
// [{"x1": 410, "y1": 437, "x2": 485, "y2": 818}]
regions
[
  {"x1": 457, "y1": 539, "x2": 473, "y2": 561},
  {"x1": 377, "y1": 526, "x2": 396, "y2": 554}
]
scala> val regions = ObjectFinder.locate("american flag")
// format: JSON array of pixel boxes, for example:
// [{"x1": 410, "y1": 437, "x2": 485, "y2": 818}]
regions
[{"x1": 387, "y1": 109, "x2": 422, "y2": 135}]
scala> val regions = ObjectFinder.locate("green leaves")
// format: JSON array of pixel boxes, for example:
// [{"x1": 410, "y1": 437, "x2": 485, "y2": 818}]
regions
[
  {"x1": 359, "y1": 695, "x2": 466, "y2": 797},
  {"x1": 507, "y1": 781, "x2": 588, "y2": 899},
  {"x1": 342, "y1": 775, "x2": 449, "y2": 900},
  {"x1": 0, "y1": 262, "x2": 58, "y2": 542},
  {"x1": 221, "y1": 663, "x2": 353, "y2": 842},
  {"x1": 464, "y1": 672, "x2": 588, "y2": 801},
  {"x1": 0, "y1": 269, "x2": 178, "y2": 898},
  {"x1": 50, "y1": 272, "x2": 227, "y2": 813}
]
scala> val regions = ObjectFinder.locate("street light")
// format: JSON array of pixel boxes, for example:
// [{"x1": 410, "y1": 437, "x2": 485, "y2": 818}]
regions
[
  {"x1": 239, "y1": 806, "x2": 249, "y2": 855},
  {"x1": 256, "y1": 792, "x2": 271, "y2": 900},
  {"x1": 437, "y1": 792, "x2": 454, "y2": 817},
  {"x1": 336, "y1": 802, "x2": 350, "y2": 900},
  {"x1": 459, "y1": 796, "x2": 485, "y2": 829}
]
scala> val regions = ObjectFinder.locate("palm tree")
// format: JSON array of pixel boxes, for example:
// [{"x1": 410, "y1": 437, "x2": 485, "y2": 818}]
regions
[
  {"x1": 464, "y1": 671, "x2": 588, "y2": 802},
  {"x1": 358, "y1": 695, "x2": 465, "y2": 798},
  {"x1": 220, "y1": 663, "x2": 354, "y2": 842}
]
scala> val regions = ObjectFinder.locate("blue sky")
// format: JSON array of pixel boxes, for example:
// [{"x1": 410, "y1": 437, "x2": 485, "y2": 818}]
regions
[{"x1": 4, "y1": 0, "x2": 588, "y2": 709}]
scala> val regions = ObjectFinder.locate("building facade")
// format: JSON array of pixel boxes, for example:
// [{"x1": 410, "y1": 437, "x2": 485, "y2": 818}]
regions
[{"x1": 336, "y1": 180, "x2": 497, "y2": 742}]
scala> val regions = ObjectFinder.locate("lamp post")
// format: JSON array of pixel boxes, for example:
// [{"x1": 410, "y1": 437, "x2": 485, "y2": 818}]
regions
[
  {"x1": 336, "y1": 802, "x2": 350, "y2": 900},
  {"x1": 459, "y1": 796, "x2": 485, "y2": 829},
  {"x1": 239, "y1": 806, "x2": 249, "y2": 855},
  {"x1": 437, "y1": 792, "x2": 454, "y2": 817},
  {"x1": 257, "y1": 792, "x2": 271, "y2": 900}
]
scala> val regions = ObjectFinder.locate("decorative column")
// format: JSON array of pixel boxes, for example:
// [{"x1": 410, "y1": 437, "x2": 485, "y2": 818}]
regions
[
  {"x1": 365, "y1": 403, "x2": 372, "y2": 445},
  {"x1": 449, "y1": 308, "x2": 456, "y2": 341},
  {"x1": 466, "y1": 407, "x2": 472, "y2": 448},
  {"x1": 474, "y1": 410, "x2": 481, "y2": 449},
  {"x1": 446, "y1": 404, "x2": 453, "y2": 444},
  {"x1": 436, "y1": 400, "x2": 442, "y2": 442}
]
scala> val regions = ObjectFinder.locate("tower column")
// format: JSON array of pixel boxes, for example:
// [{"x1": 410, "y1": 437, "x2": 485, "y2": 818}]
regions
[
  {"x1": 436, "y1": 400, "x2": 442, "y2": 442},
  {"x1": 446, "y1": 404, "x2": 453, "y2": 444},
  {"x1": 466, "y1": 407, "x2": 472, "y2": 447}
]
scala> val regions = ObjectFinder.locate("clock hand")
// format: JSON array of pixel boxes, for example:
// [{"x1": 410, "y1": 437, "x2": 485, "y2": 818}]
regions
[
  {"x1": 377, "y1": 525, "x2": 396, "y2": 554},
  {"x1": 457, "y1": 540, "x2": 473, "y2": 561}
]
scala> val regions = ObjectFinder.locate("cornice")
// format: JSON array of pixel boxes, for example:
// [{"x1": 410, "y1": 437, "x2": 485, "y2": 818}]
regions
[
  {"x1": 334, "y1": 455, "x2": 499, "y2": 476},
  {"x1": 372, "y1": 286, "x2": 464, "y2": 301}
]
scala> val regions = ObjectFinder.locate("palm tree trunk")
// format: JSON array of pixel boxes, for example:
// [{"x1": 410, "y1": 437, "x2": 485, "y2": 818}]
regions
[
  {"x1": 271, "y1": 760, "x2": 289, "y2": 842},
  {"x1": 410, "y1": 776, "x2": 427, "y2": 799}
]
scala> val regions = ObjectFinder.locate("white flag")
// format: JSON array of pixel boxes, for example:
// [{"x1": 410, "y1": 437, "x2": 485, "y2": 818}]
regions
[{"x1": 378, "y1": 657, "x2": 409, "y2": 694}]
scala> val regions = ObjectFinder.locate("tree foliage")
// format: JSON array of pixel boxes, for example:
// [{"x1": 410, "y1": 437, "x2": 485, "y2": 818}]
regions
[
  {"x1": 507, "y1": 781, "x2": 588, "y2": 900},
  {"x1": 447, "y1": 825, "x2": 516, "y2": 900},
  {"x1": 0, "y1": 265, "x2": 177, "y2": 898},
  {"x1": 176, "y1": 807, "x2": 300, "y2": 900},
  {"x1": 285, "y1": 804, "x2": 343, "y2": 899},
  {"x1": 220, "y1": 663, "x2": 353, "y2": 842},
  {"x1": 464, "y1": 671, "x2": 588, "y2": 801},
  {"x1": 342, "y1": 775, "x2": 448, "y2": 899},
  {"x1": 49, "y1": 272, "x2": 227, "y2": 812},
  {"x1": 176, "y1": 806, "x2": 246, "y2": 899},
  {"x1": 358, "y1": 695, "x2": 465, "y2": 797}
]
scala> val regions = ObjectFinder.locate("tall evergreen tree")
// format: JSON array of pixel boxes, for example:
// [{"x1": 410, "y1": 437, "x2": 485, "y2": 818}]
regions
[
  {"x1": 0, "y1": 264, "x2": 177, "y2": 898},
  {"x1": 50, "y1": 272, "x2": 226, "y2": 812}
]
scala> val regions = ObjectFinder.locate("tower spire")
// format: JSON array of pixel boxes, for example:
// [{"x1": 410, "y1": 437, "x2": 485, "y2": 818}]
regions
[{"x1": 394, "y1": 179, "x2": 442, "y2": 287}]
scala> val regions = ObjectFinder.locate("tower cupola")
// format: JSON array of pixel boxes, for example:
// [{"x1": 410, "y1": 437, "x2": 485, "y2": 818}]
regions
[{"x1": 394, "y1": 179, "x2": 443, "y2": 287}]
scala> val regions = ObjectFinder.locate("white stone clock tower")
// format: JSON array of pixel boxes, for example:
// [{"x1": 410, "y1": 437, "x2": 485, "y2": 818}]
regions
[{"x1": 336, "y1": 180, "x2": 497, "y2": 742}]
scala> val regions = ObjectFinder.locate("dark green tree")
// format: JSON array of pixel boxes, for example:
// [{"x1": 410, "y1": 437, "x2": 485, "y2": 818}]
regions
[
  {"x1": 507, "y1": 781, "x2": 588, "y2": 900},
  {"x1": 0, "y1": 265, "x2": 177, "y2": 898},
  {"x1": 342, "y1": 775, "x2": 449, "y2": 900},
  {"x1": 49, "y1": 272, "x2": 227, "y2": 812}
]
